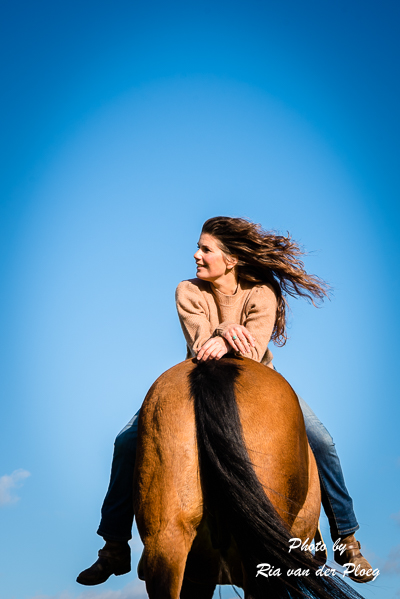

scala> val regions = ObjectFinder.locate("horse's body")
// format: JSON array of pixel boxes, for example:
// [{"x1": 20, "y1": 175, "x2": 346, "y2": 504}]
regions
[{"x1": 133, "y1": 357, "x2": 362, "y2": 599}]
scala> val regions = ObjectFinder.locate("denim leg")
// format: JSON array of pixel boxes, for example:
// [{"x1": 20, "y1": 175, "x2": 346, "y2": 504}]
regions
[
  {"x1": 297, "y1": 395, "x2": 359, "y2": 539},
  {"x1": 97, "y1": 410, "x2": 140, "y2": 542}
]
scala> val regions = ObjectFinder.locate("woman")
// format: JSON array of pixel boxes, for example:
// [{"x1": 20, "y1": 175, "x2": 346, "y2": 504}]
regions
[{"x1": 77, "y1": 216, "x2": 374, "y2": 586}]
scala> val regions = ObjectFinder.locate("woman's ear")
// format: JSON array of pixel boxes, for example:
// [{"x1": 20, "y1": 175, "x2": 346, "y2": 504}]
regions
[{"x1": 225, "y1": 254, "x2": 238, "y2": 270}]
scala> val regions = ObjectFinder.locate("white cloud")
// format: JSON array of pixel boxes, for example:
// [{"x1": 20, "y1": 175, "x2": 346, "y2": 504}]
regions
[
  {"x1": 0, "y1": 469, "x2": 31, "y2": 506},
  {"x1": 29, "y1": 580, "x2": 148, "y2": 599}
]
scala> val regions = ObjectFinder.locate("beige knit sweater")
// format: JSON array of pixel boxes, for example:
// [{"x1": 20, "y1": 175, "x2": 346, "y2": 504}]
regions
[{"x1": 175, "y1": 278, "x2": 278, "y2": 367}]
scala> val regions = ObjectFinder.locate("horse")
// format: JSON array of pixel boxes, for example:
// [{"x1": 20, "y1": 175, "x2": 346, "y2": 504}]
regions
[{"x1": 133, "y1": 356, "x2": 363, "y2": 599}]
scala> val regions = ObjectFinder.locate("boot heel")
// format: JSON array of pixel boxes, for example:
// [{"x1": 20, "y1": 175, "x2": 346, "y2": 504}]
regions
[
  {"x1": 115, "y1": 565, "x2": 131, "y2": 576},
  {"x1": 77, "y1": 542, "x2": 131, "y2": 586}
]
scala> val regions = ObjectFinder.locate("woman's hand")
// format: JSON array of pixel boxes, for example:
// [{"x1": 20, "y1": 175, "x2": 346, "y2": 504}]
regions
[
  {"x1": 221, "y1": 324, "x2": 256, "y2": 354},
  {"x1": 197, "y1": 336, "x2": 230, "y2": 362}
]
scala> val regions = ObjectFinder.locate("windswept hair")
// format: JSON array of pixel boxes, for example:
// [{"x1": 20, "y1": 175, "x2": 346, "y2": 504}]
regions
[{"x1": 202, "y1": 216, "x2": 330, "y2": 345}]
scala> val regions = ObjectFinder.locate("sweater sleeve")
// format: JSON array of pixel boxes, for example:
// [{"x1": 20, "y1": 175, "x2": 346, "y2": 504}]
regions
[
  {"x1": 175, "y1": 280, "x2": 214, "y2": 357},
  {"x1": 215, "y1": 285, "x2": 277, "y2": 363}
]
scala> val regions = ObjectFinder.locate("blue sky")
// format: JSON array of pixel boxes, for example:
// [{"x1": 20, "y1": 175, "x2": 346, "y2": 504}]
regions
[{"x1": 1, "y1": 1, "x2": 399, "y2": 598}]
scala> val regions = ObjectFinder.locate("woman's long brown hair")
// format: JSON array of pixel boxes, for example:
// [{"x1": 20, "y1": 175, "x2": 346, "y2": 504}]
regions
[{"x1": 202, "y1": 216, "x2": 330, "y2": 346}]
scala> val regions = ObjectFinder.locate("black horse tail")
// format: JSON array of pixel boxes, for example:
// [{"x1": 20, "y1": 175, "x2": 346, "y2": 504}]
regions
[{"x1": 189, "y1": 357, "x2": 364, "y2": 599}]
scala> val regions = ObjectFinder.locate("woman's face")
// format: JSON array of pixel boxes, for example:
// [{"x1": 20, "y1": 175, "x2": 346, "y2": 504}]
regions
[{"x1": 194, "y1": 233, "x2": 234, "y2": 282}]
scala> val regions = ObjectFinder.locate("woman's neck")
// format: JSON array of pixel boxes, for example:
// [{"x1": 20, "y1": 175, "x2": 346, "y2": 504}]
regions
[{"x1": 210, "y1": 273, "x2": 239, "y2": 296}]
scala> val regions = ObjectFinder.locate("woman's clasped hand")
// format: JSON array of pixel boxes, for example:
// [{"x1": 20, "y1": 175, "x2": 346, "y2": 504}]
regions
[{"x1": 197, "y1": 324, "x2": 256, "y2": 362}]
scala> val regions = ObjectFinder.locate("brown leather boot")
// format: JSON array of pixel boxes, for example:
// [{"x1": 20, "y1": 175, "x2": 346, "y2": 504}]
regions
[
  {"x1": 76, "y1": 540, "x2": 131, "y2": 586},
  {"x1": 333, "y1": 534, "x2": 374, "y2": 583}
]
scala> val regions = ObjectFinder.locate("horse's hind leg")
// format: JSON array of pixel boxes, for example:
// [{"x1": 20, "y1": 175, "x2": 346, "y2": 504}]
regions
[
  {"x1": 142, "y1": 530, "x2": 194, "y2": 599},
  {"x1": 180, "y1": 578, "x2": 216, "y2": 599}
]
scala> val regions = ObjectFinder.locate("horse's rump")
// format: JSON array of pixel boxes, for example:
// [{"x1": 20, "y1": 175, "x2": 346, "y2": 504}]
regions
[{"x1": 133, "y1": 356, "x2": 363, "y2": 599}]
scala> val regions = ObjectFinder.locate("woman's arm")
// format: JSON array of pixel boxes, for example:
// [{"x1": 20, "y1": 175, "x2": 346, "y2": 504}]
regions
[
  {"x1": 175, "y1": 281, "x2": 215, "y2": 357},
  {"x1": 176, "y1": 281, "x2": 277, "y2": 363},
  {"x1": 215, "y1": 285, "x2": 278, "y2": 362}
]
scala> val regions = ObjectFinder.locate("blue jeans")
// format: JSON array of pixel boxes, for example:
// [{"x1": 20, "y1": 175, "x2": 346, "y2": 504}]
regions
[
  {"x1": 97, "y1": 398, "x2": 358, "y2": 542},
  {"x1": 297, "y1": 395, "x2": 359, "y2": 538},
  {"x1": 97, "y1": 411, "x2": 140, "y2": 542}
]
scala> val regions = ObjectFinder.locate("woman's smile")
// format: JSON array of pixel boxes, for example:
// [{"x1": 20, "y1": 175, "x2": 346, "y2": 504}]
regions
[
  {"x1": 194, "y1": 233, "x2": 229, "y2": 281},
  {"x1": 193, "y1": 232, "x2": 239, "y2": 295}
]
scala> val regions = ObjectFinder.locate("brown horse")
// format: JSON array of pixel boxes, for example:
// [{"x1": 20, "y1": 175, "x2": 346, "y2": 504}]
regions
[{"x1": 133, "y1": 356, "x2": 363, "y2": 599}]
